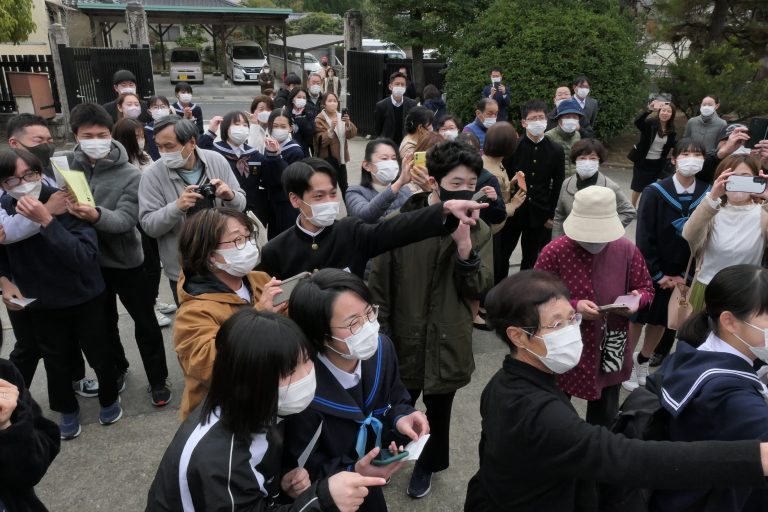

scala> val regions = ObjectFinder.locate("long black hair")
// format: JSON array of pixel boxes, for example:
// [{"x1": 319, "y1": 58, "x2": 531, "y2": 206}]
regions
[
  {"x1": 679, "y1": 265, "x2": 768, "y2": 345},
  {"x1": 360, "y1": 138, "x2": 399, "y2": 189},
  {"x1": 201, "y1": 309, "x2": 311, "y2": 438},
  {"x1": 113, "y1": 118, "x2": 150, "y2": 166}
]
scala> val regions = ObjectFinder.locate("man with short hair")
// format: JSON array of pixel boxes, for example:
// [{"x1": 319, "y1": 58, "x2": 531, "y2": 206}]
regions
[
  {"x1": 139, "y1": 117, "x2": 246, "y2": 304},
  {"x1": 462, "y1": 98, "x2": 498, "y2": 150},
  {"x1": 481, "y1": 67, "x2": 510, "y2": 122},
  {"x1": 501, "y1": 100, "x2": 565, "y2": 271},
  {"x1": 374, "y1": 72, "x2": 417, "y2": 145},
  {"x1": 275, "y1": 73, "x2": 302, "y2": 109},
  {"x1": 306, "y1": 72, "x2": 324, "y2": 114},
  {"x1": 60, "y1": 102, "x2": 171, "y2": 406},
  {"x1": 101, "y1": 69, "x2": 150, "y2": 123},
  {"x1": 572, "y1": 75, "x2": 598, "y2": 138}
]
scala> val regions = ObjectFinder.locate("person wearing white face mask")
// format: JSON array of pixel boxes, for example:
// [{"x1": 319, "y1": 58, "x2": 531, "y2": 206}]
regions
[
  {"x1": 374, "y1": 72, "x2": 417, "y2": 146},
  {"x1": 571, "y1": 75, "x2": 597, "y2": 138},
  {"x1": 287, "y1": 87, "x2": 317, "y2": 157},
  {"x1": 545, "y1": 98, "x2": 584, "y2": 177},
  {"x1": 149, "y1": 308, "x2": 388, "y2": 512},
  {"x1": 305, "y1": 73, "x2": 324, "y2": 114},
  {"x1": 116, "y1": 92, "x2": 143, "y2": 121},
  {"x1": 139, "y1": 116, "x2": 246, "y2": 305},
  {"x1": 346, "y1": 139, "x2": 414, "y2": 223},
  {"x1": 171, "y1": 82, "x2": 204, "y2": 134},
  {"x1": 247, "y1": 95, "x2": 274, "y2": 154},
  {"x1": 501, "y1": 99, "x2": 565, "y2": 271},
  {"x1": 314, "y1": 92, "x2": 357, "y2": 200},
  {"x1": 462, "y1": 98, "x2": 498, "y2": 150},
  {"x1": 626, "y1": 139, "x2": 711, "y2": 393},
  {"x1": 652, "y1": 264, "x2": 768, "y2": 512},
  {"x1": 465, "y1": 269, "x2": 768, "y2": 512},
  {"x1": 552, "y1": 139, "x2": 636, "y2": 240},
  {"x1": 682, "y1": 154, "x2": 768, "y2": 314},
  {"x1": 536, "y1": 186, "x2": 653, "y2": 426},
  {"x1": 683, "y1": 94, "x2": 727, "y2": 153},
  {"x1": 144, "y1": 95, "x2": 174, "y2": 161},
  {"x1": 284, "y1": 269, "x2": 430, "y2": 511},
  {"x1": 173, "y1": 208, "x2": 285, "y2": 419},
  {"x1": 101, "y1": 69, "x2": 151, "y2": 123},
  {"x1": 481, "y1": 67, "x2": 511, "y2": 122},
  {"x1": 60, "y1": 102, "x2": 173, "y2": 408},
  {"x1": 436, "y1": 114, "x2": 461, "y2": 142}
]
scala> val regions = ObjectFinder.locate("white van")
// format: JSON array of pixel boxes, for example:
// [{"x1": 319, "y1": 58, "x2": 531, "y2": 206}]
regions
[
  {"x1": 226, "y1": 42, "x2": 268, "y2": 84},
  {"x1": 361, "y1": 39, "x2": 407, "y2": 59}
]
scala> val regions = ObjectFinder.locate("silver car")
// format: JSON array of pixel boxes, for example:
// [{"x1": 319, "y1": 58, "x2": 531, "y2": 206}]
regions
[{"x1": 170, "y1": 48, "x2": 204, "y2": 84}]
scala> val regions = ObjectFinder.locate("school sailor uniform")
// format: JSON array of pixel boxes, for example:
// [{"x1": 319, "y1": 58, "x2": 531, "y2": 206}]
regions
[
  {"x1": 144, "y1": 121, "x2": 160, "y2": 161},
  {"x1": 635, "y1": 175, "x2": 710, "y2": 326},
  {"x1": 261, "y1": 138, "x2": 306, "y2": 238},
  {"x1": 284, "y1": 335, "x2": 414, "y2": 511},
  {"x1": 171, "y1": 101, "x2": 204, "y2": 134}
]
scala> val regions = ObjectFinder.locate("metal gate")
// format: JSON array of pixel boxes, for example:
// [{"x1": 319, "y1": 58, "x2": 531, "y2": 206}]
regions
[{"x1": 58, "y1": 45, "x2": 155, "y2": 108}]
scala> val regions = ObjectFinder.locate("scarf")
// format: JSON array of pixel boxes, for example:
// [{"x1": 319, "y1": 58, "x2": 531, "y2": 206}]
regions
[{"x1": 322, "y1": 110, "x2": 346, "y2": 165}]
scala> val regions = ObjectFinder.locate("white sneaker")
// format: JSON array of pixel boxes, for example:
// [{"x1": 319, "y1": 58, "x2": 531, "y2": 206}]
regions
[
  {"x1": 622, "y1": 363, "x2": 639, "y2": 392},
  {"x1": 155, "y1": 310, "x2": 171, "y2": 327},
  {"x1": 155, "y1": 301, "x2": 177, "y2": 314}
]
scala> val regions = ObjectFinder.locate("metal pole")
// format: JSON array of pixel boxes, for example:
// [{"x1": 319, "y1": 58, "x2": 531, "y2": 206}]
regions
[{"x1": 282, "y1": 21, "x2": 287, "y2": 81}]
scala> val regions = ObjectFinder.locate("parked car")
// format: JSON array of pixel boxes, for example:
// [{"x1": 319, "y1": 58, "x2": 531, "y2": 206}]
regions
[
  {"x1": 361, "y1": 39, "x2": 407, "y2": 59},
  {"x1": 226, "y1": 42, "x2": 268, "y2": 84},
  {"x1": 267, "y1": 45, "x2": 322, "y2": 78},
  {"x1": 169, "y1": 47, "x2": 204, "y2": 84}
]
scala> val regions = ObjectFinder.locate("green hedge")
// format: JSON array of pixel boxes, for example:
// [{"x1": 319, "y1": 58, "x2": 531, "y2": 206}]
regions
[{"x1": 444, "y1": 0, "x2": 648, "y2": 140}]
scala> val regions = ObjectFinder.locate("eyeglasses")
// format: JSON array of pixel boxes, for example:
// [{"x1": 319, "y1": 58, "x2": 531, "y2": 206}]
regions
[
  {"x1": 331, "y1": 305, "x2": 379, "y2": 336},
  {"x1": 524, "y1": 313, "x2": 582, "y2": 332},
  {"x1": 3, "y1": 170, "x2": 40, "y2": 188},
  {"x1": 218, "y1": 232, "x2": 257, "y2": 250}
]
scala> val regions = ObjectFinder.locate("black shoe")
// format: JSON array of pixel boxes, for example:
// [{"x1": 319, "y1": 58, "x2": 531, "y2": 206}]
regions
[
  {"x1": 649, "y1": 352, "x2": 666, "y2": 368},
  {"x1": 407, "y1": 465, "x2": 433, "y2": 499},
  {"x1": 117, "y1": 369, "x2": 128, "y2": 393},
  {"x1": 149, "y1": 381, "x2": 172, "y2": 407}
]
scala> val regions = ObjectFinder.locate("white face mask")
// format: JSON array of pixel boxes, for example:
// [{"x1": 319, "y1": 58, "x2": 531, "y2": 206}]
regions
[
  {"x1": 123, "y1": 106, "x2": 141, "y2": 119},
  {"x1": 526, "y1": 120, "x2": 547, "y2": 137},
  {"x1": 726, "y1": 191, "x2": 752, "y2": 203},
  {"x1": 228, "y1": 126, "x2": 250, "y2": 146},
  {"x1": 309, "y1": 85, "x2": 322, "y2": 96},
  {"x1": 213, "y1": 240, "x2": 260, "y2": 277},
  {"x1": 294, "y1": 98, "x2": 307, "y2": 109},
  {"x1": 271, "y1": 128, "x2": 290, "y2": 142},
  {"x1": 138, "y1": 138, "x2": 145, "y2": 151},
  {"x1": 119, "y1": 86, "x2": 136, "y2": 95},
  {"x1": 160, "y1": 145, "x2": 192, "y2": 170},
  {"x1": 676, "y1": 157, "x2": 704, "y2": 177},
  {"x1": 79, "y1": 138, "x2": 113, "y2": 160},
  {"x1": 576, "y1": 87, "x2": 590, "y2": 99},
  {"x1": 329, "y1": 319, "x2": 380, "y2": 361},
  {"x1": 152, "y1": 107, "x2": 170, "y2": 121},
  {"x1": 277, "y1": 367, "x2": 316, "y2": 417},
  {"x1": 578, "y1": 241, "x2": 608, "y2": 254},
  {"x1": 392, "y1": 86, "x2": 406, "y2": 98},
  {"x1": 304, "y1": 200, "x2": 339, "y2": 227},
  {"x1": 734, "y1": 321, "x2": 768, "y2": 362},
  {"x1": 482, "y1": 117, "x2": 497, "y2": 129},
  {"x1": 491, "y1": 77, "x2": 501, "y2": 84},
  {"x1": 732, "y1": 146, "x2": 752, "y2": 156},
  {"x1": 575, "y1": 159, "x2": 599, "y2": 179},
  {"x1": 257, "y1": 111, "x2": 271, "y2": 124},
  {"x1": 700, "y1": 105, "x2": 716, "y2": 117},
  {"x1": 560, "y1": 118, "x2": 580, "y2": 134},
  {"x1": 442, "y1": 129, "x2": 459, "y2": 141},
  {"x1": 524, "y1": 323, "x2": 584, "y2": 374},
  {"x1": 179, "y1": 93, "x2": 192, "y2": 103},
  {"x1": 373, "y1": 160, "x2": 399, "y2": 184},
  {"x1": 7, "y1": 179, "x2": 42, "y2": 201}
]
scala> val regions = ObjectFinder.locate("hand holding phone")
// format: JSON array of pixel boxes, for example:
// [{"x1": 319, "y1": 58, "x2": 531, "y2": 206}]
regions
[
  {"x1": 272, "y1": 272, "x2": 311, "y2": 306},
  {"x1": 413, "y1": 151, "x2": 426, "y2": 167}
]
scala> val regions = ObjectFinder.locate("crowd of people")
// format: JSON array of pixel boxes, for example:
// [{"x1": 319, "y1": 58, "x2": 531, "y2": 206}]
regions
[{"x1": 2, "y1": 64, "x2": 768, "y2": 512}]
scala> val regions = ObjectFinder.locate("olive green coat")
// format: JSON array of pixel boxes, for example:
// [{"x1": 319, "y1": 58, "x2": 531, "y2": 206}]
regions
[{"x1": 368, "y1": 194, "x2": 493, "y2": 394}]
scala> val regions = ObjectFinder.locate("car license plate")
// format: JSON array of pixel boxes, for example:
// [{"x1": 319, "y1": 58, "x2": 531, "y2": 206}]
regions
[{"x1": 179, "y1": 75, "x2": 188, "y2": 80}]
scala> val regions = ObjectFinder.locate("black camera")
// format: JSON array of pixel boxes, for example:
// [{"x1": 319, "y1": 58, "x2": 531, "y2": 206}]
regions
[{"x1": 195, "y1": 182, "x2": 217, "y2": 201}]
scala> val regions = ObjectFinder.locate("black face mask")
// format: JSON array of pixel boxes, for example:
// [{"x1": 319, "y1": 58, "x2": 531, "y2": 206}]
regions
[
  {"x1": 438, "y1": 187, "x2": 474, "y2": 202},
  {"x1": 21, "y1": 142, "x2": 56, "y2": 169}
]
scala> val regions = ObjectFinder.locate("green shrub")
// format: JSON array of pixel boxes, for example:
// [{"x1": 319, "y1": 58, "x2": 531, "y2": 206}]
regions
[{"x1": 444, "y1": 0, "x2": 648, "y2": 139}]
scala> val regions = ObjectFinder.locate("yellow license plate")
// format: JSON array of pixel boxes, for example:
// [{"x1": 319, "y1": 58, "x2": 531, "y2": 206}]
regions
[{"x1": 179, "y1": 75, "x2": 188, "y2": 80}]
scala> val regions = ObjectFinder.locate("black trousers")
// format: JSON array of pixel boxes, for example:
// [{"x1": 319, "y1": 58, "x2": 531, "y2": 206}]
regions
[
  {"x1": 103, "y1": 266, "x2": 169, "y2": 386},
  {"x1": 585, "y1": 384, "x2": 620, "y2": 427},
  {"x1": 496, "y1": 212, "x2": 549, "y2": 274},
  {"x1": 407, "y1": 389, "x2": 456, "y2": 473},
  {"x1": 8, "y1": 308, "x2": 85, "y2": 387},
  {"x1": 140, "y1": 230, "x2": 162, "y2": 303},
  {"x1": 169, "y1": 279, "x2": 179, "y2": 306},
  {"x1": 30, "y1": 295, "x2": 119, "y2": 412}
]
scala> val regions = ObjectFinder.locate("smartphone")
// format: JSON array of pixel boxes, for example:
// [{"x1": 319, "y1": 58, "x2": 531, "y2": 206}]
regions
[
  {"x1": 341, "y1": 107, "x2": 348, "y2": 117},
  {"x1": 272, "y1": 272, "x2": 311, "y2": 306},
  {"x1": 371, "y1": 450, "x2": 409, "y2": 466},
  {"x1": 746, "y1": 117, "x2": 768, "y2": 149},
  {"x1": 472, "y1": 189, "x2": 491, "y2": 205},
  {"x1": 597, "y1": 294, "x2": 640, "y2": 312},
  {"x1": 725, "y1": 175, "x2": 767, "y2": 194},
  {"x1": 413, "y1": 151, "x2": 426, "y2": 167}
]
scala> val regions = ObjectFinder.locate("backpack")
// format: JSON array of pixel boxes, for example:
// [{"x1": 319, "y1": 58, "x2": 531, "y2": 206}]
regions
[{"x1": 598, "y1": 373, "x2": 671, "y2": 512}]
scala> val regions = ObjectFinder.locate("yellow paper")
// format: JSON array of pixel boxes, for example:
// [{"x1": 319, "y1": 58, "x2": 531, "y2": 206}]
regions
[{"x1": 51, "y1": 162, "x2": 95, "y2": 207}]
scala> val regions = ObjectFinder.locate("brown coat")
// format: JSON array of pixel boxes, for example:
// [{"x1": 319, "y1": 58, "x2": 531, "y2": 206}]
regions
[
  {"x1": 173, "y1": 271, "x2": 271, "y2": 420},
  {"x1": 314, "y1": 111, "x2": 357, "y2": 164}
]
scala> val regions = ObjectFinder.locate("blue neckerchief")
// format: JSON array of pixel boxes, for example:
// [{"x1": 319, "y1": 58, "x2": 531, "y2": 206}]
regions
[{"x1": 355, "y1": 413, "x2": 383, "y2": 460}]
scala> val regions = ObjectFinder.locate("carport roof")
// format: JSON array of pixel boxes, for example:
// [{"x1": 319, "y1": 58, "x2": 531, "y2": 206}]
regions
[
  {"x1": 279, "y1": 34, "x2": 345, "y2": 51},
  {"x1": 76, "y1": 1, "x2": 292, "y2": 26}
]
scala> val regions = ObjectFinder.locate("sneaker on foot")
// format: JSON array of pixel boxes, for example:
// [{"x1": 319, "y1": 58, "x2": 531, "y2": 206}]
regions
[
  {"x1": 155, "y1": 309, "x2": 171, "y2": 328},
  {"x1": 649, "y1": 352, "x2": 666, "y2": 368},
  {"x1": 72, "y1": 377, "x2": 99, "y2": 398},
  {"x1": 99, "y1": 399, "x2": 123, "y2": 425},
  {"x1": 622, "y1": 356, "x2": 640, "y2": 392},
  {"x1": 149, "y1": 382, "x2": 172, "y2": 407},
  {"x1": 407, "y1": 465, "x2": 433, "y2": 499},
  {"x1": 60, "y1": 410, "x2": 81, "y2": 440},
  {"x1": 155, "y1": 301, "x2": 177, "y2": 314},
  {"x1": 636, "y1": 353, "x2": 650, "y2": 386},
  {"x1": 117, "y1": 369, "x2": 128, "y2": 393}
]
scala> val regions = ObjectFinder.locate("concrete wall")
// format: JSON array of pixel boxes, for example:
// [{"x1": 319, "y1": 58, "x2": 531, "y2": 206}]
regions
[{"x1": 0, "y1": 0, "x2": 50, "y2": 55}]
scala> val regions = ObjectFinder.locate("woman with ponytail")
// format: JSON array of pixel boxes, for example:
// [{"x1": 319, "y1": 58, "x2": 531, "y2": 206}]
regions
[
  {"x1": 651, "y1": 264, "x2": 768, "y2": 511},
  {"x1": 398, "y1": 106, "x2": 434, "y2": 161}
]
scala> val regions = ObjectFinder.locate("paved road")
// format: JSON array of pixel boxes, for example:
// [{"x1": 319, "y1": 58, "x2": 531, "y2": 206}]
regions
[{"x1": 3, "y1": 125, "x2": 639, "y2": 510}]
